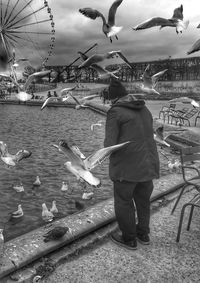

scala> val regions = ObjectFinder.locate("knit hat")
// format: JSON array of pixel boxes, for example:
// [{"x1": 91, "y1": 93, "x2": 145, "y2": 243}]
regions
[{"x1": 107, "y1": 79, "x2": 128, "y2": 100}]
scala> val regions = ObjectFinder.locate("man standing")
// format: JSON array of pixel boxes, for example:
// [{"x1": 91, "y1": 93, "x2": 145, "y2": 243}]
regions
[{"x1": 103, "y1": 79, "x2": 160, "y2": 250}]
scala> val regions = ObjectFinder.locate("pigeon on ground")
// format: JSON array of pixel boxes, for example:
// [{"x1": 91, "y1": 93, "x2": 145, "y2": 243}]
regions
[
  {"x1": 154, "y1": 126, "x2": 170, "y2": 147},
  {"x1": 43, "y1": 226, "x2": 69, "y2": 242}
]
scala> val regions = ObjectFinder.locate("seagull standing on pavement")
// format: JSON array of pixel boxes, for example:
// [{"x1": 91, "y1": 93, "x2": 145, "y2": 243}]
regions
[
  {"x1": 79, "y1": 0, "x2": 123, "y2": 43},
  {"x1": 133, "y1": 4, "x2": 189, "y2": 34}
]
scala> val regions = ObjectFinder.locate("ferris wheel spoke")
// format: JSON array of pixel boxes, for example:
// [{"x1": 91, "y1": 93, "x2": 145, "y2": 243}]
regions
[
  {"x1": 9, "y1": 19, "x2": 52, "y2": 30},
  {"x1": 2, "y1": 0, "x2": 11, "y2": 26},
  {"x1": 6, "y1": 4, "x2": 46, "y2": 30},
  {"x1": 3, "y1": 0, "x2": 20, "y2": 26},
  {"x1": 0, "y1": 0, "x2": 3, "y2": 25},
  {"x1": 5, "y1": 33, "x2": 19, "y2": 45},
  {"x1": 8, "y1": 30, "x2": 53, "y2": 35},
  {"x1": 5, "y1": 0, "x2": 33, "y2": 29}
]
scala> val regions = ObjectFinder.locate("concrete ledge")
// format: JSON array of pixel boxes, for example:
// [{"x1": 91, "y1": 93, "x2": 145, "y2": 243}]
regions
[{"x1": 0, "y1": 172, "x2": 197, "y2": 280}]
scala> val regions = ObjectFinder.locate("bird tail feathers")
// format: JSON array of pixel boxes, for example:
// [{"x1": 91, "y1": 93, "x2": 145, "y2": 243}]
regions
[{"x1": 107, "y1": 26, "x2": 123, "y2": 37}]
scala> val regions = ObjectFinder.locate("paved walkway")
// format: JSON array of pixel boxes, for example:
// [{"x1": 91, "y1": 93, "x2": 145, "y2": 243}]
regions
[
  {"x1": 42, "y1": 188, "x2": 200, "y2": 283},
  {"x1": 40, "y1": 100, "x2": 200, "y2": 283}
]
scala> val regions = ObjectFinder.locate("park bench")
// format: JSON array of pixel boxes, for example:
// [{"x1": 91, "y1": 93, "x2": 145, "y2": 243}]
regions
[
  {"x1": 165, "y1": 107, "x2": 189, "y2": 124},
  {"x1": 194, "y1": 110, "x2": 200, "y2": 127},
  {"x1": 171, "y1": 145, "x2": 200, "y2": 242},
  {"x1": 158, "y1": 103, "x2": 176, "y2": 120}
]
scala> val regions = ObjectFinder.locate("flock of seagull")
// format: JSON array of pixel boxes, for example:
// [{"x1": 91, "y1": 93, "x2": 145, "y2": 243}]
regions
[{"x1": 1, "y1": 0, "x2": 200, "y2": 250}]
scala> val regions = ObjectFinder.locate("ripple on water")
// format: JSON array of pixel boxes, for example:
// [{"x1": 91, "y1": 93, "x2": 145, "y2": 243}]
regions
[{"x1": 0, "y1": 104, "x2": 171, "y2": 241}]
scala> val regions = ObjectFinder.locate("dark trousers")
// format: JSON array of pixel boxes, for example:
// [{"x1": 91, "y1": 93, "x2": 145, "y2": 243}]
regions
[{"x1": 113, "y1": 180, "x2": 153, "y2": 242}]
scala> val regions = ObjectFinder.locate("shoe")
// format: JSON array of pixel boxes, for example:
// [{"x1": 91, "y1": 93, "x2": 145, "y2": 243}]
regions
[
  {"x1": 137, "y1": 233, "x2": 150, "y2": 245},
  {"x1": 110, "y1": 233, "x2": 137, "y2": 250}
]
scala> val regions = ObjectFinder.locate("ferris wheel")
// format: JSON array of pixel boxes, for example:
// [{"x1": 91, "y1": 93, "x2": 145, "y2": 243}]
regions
[{"x1": 0, "y1": 0, "x2": 55, "y2": 70}]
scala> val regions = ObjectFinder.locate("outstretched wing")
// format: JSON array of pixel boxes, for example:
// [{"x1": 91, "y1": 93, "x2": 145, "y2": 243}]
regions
[
  {"x1": 60, "y1": 85, "x2": 78, "y2": 96},
  {"x1": 0, "y1": 141, "x2": 8, "y2": 156},
  {"x1": 14, "y1": 150, "x2": 32, "y2": 163},
  {"x1": 142, "y1": 64, "x2": 152, "y2": 86},
  {"x1": 79, "y1": 8, "x2": 104, "y2": 20},
  {"x1": 187, "y1": 39, "x2": 200, "y2": 55},
  {"x1": 83, "y1": 141, "x2": 131, "y2": 170},
  {"x1": 108, "y1": 0, "x2": 123, "y2": 26},
  {"x1": 133, "y1": 17, "x2": 171, "y2": 30},
  {"x1": 152, "y1": 69, "x2": 168, "y2": 85},
  {"x1": 78, "y1": 51, "x2": 89, "y2": 61},
  {"x1": 91, "y1": 64, "x2": 120, "y2": 79},
  {"x1": 58, "y1": 140, "x2": 83, "y2": 165},
  {"x1": 172, "y1": 5, "x2": 183, "y2": 20},
  {"x1": 24, "y1": 70, "x2": 51, "y2": 91},
  {"x1": 78, "y1": 54, "x2": 106, "y2": 68},
  {"x1": 82, "y1": 94, "x2": 100, "y2": 101},
  {"x1": 116, "y1": 51, "x2": 133, "y2": 69},
  {"x1": 41, "y1": 97, "x2": 55, "y2": 110}
]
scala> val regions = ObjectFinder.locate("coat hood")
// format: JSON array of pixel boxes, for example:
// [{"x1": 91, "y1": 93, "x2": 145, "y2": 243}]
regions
[{"x1": 111, "y1": 97, "x2": 145, "y2": 111}]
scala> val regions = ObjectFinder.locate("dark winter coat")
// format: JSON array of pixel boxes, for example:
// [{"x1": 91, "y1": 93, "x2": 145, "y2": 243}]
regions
[{"x1": 104, "y1": 98, "x2": 160, "y2": 182}]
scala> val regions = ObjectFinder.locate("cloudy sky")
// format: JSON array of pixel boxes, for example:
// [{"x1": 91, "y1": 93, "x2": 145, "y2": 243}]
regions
[{"x1": 6, "y1": 0, "x2": 200, "y2": 68}]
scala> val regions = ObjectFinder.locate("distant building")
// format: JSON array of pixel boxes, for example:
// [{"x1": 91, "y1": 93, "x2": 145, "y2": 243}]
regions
[{"x1": 46, "y1": 56, "x2": 200, "y2": 83}]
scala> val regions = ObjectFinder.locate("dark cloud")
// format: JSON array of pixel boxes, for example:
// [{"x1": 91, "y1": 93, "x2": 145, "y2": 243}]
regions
[{"x1": 5, "y1": 0, "x2": 200, "y2": 70}]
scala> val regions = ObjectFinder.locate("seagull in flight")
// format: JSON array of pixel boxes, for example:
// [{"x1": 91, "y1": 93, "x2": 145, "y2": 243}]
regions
[
  {"x1": 8, "y1": 49, "x2": 28, "y2": 68},
  {"x1": 138, "y1": 65, "x2": 168, "y2": 95},
  {"x1": 41, "y1": 85, "x2": 78, "y2": 110},
  {"x1": 79, "y1": 0, "x2": 123, "y2": 43},
  {"x1": 62, "y1": 92, "x2": 100, "y2": 110},
  {"x1": 115, "y1": 51, "x2": 134, "y2": 70},
  {"x1": 52, "y1": 139, "x2": 131, "y2": 187},
  {"x1": 78, "y1": 51, "x2": 120, "y2": 69},
  {"x1": 0, "y1": 141, "x2": 32, "y2": 167},
  {"x1": 0, "y1": 70, "x2": 52, "y2": 101},
  {"x1": 133, "y1": 4, "x2": 189, "y2": 34},
  {"x1": 78, "y1": 51, "x2": 120, "y2": 79},
  {"x1": 187, "y1": 39, "x2": 200, "y2": 55}
]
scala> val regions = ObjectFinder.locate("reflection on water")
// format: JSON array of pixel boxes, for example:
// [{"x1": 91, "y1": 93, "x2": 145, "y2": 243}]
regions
[{"x1": 0, "y1": 104, "x2": 170, "y2": 241}]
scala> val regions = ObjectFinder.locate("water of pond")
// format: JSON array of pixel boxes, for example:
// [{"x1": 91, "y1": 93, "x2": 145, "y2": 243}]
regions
[{"x1": 0, "y1": 103, "x2": 173, "y2": 241}]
